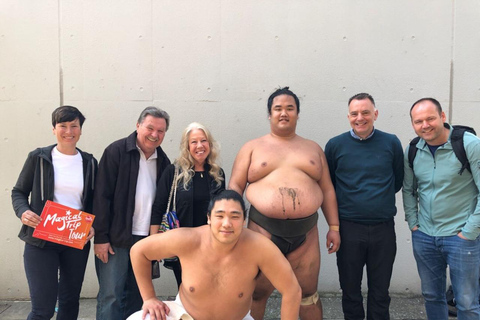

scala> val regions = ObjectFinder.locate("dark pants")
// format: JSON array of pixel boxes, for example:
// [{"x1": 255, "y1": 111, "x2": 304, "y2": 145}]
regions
[
  {"x1": 336, "y1": 220, "x2": 397, "y2": 320},
  {"x1": 95, "y1": 235, "x2": 145, "y2": 320},
  {"x1": 24, "y1": 241, "x2": 90, "y2": 320},
  {"x1": 174, "y1": 267, "x2": 182, "y2": 288},
  {"x1": 162, "y1": 257, "x2": 182, "y2": 288}
]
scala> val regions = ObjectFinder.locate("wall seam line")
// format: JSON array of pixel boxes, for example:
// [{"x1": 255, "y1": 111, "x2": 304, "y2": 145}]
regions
[
  {"x1": 58, "y1": 0, "x2": 64, "y2": 106},
  {"x1": 448, "y1": 0, "x2": 455, "y2": 123}
]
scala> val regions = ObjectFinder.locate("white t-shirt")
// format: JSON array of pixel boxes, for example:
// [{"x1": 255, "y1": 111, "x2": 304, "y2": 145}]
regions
[
  {"x1": 132, "y1": 147, "x2": 157, "y2": 236},
  {"x1": 52, "y1": 147, "x2": 84, "y2": 210}
]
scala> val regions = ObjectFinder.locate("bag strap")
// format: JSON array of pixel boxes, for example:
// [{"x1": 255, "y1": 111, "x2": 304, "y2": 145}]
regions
[
  {"x1": 407, "y1": 138, "x2": 420, "y2": 197},
  {"x1": 450, "y1": 125, "x2": 476, "y2": 175},
  {"x1": 172, "y1": 166, "x2": 178, "y2": 211},
  {"x1": 408, "y1": 137, "x2": 420, "y2": 169},
  {"x1": 165, "y1": 166, "x2": 179, "y2": 214}
]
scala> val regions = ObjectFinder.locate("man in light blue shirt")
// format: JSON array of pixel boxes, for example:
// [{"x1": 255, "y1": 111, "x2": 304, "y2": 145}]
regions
[{"x1": 403, "y1": 97, "x2": 480, "y2": 320}]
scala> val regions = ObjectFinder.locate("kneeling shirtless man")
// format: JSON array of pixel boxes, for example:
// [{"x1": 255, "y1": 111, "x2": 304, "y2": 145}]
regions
[
  {"x1": 130, "y1": 190, "x2": 301, "y2": 320},
  {"x1": 229, "y1": 87, "x2": 341, "y2": 320}
]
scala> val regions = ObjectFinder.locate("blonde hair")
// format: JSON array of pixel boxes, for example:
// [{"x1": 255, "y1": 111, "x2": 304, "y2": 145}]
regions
[{"x1": 175, "y1": 122, "x2": 223, "y2": 190}]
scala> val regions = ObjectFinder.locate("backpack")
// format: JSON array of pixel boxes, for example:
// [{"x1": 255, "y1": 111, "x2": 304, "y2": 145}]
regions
[
  {"x1": 408, "y1": 124, "x2": 477, "y2": 175},
  {"x1": 446, "y1": 285, "x2": 457, "y2": 317}
]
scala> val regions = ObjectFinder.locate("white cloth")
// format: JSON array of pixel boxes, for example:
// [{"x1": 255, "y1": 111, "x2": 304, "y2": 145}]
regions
[
  {"x1": 52, "y1": 147, "x2": 83, "y2": 210},
  {"x1": 132, "y1": 147, "x2": 157, "y2": 236},
  {"x1": 127, "y1": 294, "x2": 253, "y2": 320}
]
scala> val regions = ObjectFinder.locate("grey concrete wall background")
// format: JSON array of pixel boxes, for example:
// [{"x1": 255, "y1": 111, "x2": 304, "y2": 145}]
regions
[{"x1": 1, "y1": 0, "x2": 479, "y2": 299}]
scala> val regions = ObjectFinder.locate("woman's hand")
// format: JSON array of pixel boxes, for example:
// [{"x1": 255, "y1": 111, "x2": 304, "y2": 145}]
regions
[
  {"x1": 86, "y1": 226, "x2": 95, "y2": 242},
  {"x1": 21, "y1": 210, "x2": 41, "y2": 228}
]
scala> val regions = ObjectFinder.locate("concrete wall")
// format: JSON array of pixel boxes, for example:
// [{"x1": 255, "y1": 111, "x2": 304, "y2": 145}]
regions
[{"x1": 1, "y1": 0, "x2": 479, "y2": 299}]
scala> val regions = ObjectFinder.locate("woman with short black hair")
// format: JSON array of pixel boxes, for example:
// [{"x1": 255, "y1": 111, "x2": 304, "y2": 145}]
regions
[{"x1": 12, "y1": 106, "x2": 98, "y2": 320}]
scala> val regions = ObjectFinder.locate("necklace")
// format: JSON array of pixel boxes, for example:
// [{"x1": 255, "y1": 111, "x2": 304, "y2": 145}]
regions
[{"x1": 200, "y1": 172, "x2": 204, "y2": 178}]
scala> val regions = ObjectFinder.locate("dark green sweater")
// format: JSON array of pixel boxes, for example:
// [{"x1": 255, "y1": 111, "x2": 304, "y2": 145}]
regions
[{"x1": 325, "y1": 130, "x2": 404, "y2": 224}]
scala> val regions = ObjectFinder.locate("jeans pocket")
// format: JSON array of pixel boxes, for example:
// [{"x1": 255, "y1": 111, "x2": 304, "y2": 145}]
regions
[{"x1": 454, "y1": 233, "x2": 479, "y2": 245}]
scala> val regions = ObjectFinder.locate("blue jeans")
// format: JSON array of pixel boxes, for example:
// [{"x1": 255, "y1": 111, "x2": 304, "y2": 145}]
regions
[
  {"x1": 95, "y1": 236, "x2": 145, "y2": 320},
  {"x1": 412, "y1": 230, "x2": 480, "y2": 320},
  {"x1": 24, "y1": 241, "x2": 90, "y2": 320},
  {"x1": 337, "y1": 220, "x2": 396, "y2": 320}
]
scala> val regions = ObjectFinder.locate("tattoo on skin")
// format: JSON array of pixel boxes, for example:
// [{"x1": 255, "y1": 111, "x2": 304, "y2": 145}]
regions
[{"x1": 279, "y1": 187, "x2": 300, "y2": 214}]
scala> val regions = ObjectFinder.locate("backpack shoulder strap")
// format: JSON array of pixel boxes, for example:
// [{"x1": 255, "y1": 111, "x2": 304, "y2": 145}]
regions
[
  {"x1": 452, "y1": 125, "x2": 476, "y2": 136},
  {"x1": 408, "y1": 137, "x2": 420, "y2": 169},
  {"x1": 407, "y1": 137, "x2": 420, "y2": 197},
  {"x1": 450, "y1": 126, "x2": 474, "y2": 175}
]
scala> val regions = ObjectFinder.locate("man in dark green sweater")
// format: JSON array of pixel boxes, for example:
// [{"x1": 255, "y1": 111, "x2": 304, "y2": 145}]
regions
[{"x1": 324, "y1": 93, "x2": 404, "y2": 320}]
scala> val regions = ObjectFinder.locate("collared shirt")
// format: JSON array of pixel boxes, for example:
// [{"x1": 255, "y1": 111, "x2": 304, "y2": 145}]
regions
[
  {"x1": 132, "y1": 146, "x2": 158, "y2": 236},
  {"x1": 350, "y1": 128, "x2": 375, "y2": 140}
]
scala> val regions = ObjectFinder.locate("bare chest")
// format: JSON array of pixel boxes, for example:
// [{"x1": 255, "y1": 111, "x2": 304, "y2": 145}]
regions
[
  {"x1": 248, "y1": 143, "x2": 322, "y2": 182},
  {"x1": 181, "y1": 254, "x2": 257, "y2": 297}
]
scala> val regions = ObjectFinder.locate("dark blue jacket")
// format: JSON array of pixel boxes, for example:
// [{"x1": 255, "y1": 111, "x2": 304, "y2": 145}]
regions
[{"x1": 93, "y1": 131, "x2": 170, "y2": 248}]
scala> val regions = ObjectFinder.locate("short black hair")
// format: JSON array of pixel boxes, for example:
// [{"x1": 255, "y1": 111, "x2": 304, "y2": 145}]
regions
[
  {"x1": 137, "y1": 106, "x2": 170, "y2": 131},
  {"x1": 410, "y1": 97, "x2": 442, "y2": 118},
  {"x1": 52, "y1": 106, "x2": 86, "y2": 128},
  {"x1": 348, "y1": 93, "x2": 375, "y2": 107},
  {"x1": 267, "y1": 87, "x2": 300, "y2": 115},
  {"x1": 207, "y1": 190, "x2": 246, "y2": 219}
]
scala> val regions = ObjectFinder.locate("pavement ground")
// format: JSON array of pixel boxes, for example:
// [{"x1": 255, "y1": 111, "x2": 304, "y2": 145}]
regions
[{"x1": 0, "y1": 292, "x2": 439, "y2": 320}]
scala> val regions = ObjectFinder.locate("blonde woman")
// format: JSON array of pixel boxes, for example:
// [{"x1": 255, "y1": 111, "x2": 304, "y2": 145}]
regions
[{"x1": 151, "y1": 122, "x2": 225, "y2": 286}]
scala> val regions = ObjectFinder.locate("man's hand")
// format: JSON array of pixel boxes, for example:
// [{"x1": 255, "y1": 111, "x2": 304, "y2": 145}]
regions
[
  {"x1": 411, "y1": 226, "x2": 419, "y2": 231},
  {"x1": 21, "y1": 210, "x2": 41, "y2": 228},
  {"x1": 94, "y1": 243, "x2": 115, "y2": 264},
  {"x1": 457, "y1": 232, "x2": 468, "y2": 240},
  {"x1": 326, "y1": 230, "x2": 341, "y2": 254},
  {"x1": 142, "y1": 297, "x2": 170, "y2": 320}
]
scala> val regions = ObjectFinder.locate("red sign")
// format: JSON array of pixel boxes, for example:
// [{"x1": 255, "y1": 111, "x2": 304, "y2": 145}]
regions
[{"x1": 33, "y1": 201, "x2": 95, "y2": 250}]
